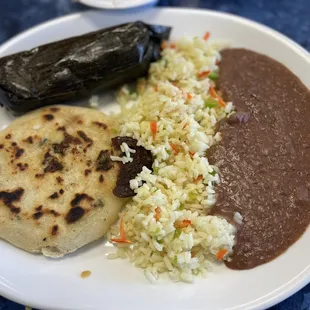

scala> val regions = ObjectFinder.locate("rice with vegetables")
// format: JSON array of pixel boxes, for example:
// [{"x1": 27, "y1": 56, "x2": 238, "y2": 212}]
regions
[{"x1": 109, "y1": 34, "x2": 236, "y2": 283}]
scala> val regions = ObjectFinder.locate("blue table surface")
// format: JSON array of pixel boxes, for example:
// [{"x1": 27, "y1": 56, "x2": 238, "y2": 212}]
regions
[{"x1": 0, "y1": 0, "x2": 309, "y2": 309}]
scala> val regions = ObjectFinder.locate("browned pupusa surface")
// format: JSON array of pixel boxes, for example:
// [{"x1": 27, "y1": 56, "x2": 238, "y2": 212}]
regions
[
  {"x1": 0, "y1": 105, "x2": 128, "y2": 257},
  {"x1": 209, "y1": 49, "x2": 310, "y2": 269}
]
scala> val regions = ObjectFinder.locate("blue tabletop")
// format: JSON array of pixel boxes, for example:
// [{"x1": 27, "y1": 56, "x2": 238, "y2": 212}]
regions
[{"x1": 0, "y1": 1, "x2": 309, "y2": 310}]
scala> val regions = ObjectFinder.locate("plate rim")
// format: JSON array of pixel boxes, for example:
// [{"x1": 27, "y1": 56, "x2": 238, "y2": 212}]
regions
[
  {"x1": 77, "y1": 0, "x2": 158, "y2": 9},
  {"x1": 0, "y1": 7, "x2": 309, "y2": 310},
  {"x1": 0, "y1": 7, "x2": 309, "y2": 60}
]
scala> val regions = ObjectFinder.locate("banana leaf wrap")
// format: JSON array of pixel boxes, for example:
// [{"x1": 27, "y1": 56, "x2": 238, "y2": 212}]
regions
[{"x1": 0, "y1": 21, "x2": 171, "y2": 115}]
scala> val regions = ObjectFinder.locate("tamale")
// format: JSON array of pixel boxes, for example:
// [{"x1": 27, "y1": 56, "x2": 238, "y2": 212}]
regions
[{"x1": 0, "y1": 21, "x2": 171, "y2": 115}]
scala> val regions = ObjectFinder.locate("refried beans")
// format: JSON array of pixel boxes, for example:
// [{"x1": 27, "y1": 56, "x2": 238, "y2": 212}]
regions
[{"x1": 209, "y1": 48, "x2": 310, "y2": 270}]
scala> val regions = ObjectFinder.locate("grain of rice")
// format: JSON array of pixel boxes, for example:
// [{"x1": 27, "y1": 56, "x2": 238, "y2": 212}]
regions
[
  {"x1": 117, "y1": 249, "x2": 127, "y2": 259},
  {"x1": 234, "y1": 212, "x2": 243, "y2": 225},
  {"x1": 144, "y1": 269, "x2": 157, "y2": 284},
  {"x1": 107, "y1": 253, "x2": 119, "y2": 260}
]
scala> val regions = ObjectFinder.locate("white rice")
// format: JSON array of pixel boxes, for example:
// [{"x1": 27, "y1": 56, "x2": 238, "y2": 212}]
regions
[
  {"x1": 109, "y1": 35, "x2": 237, "y2": 283},
  {"x1": 233, "y1": 212, "x2": 243, "y2": 225},
  {"x1": 107, "y1": 253, "x2": 119, "y2": 260},
  {"x1": 110, "y1": 142, "x2": 135, "y2": 164}
]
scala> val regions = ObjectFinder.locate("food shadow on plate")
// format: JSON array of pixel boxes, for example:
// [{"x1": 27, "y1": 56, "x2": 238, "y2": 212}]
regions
[
  {"x1": 44, "y1": 237, "x2": 111, "y2": 261},
  {"x1": 1, "y1": 235, "x2": 111, "y2": 261}
]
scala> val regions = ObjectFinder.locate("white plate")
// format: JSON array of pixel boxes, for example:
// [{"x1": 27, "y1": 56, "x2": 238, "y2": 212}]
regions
[
  {"x1": 78, "y1": 0, "x2": 158, "y2": 9},
  {"x1": 0, "y1": 8, "x2": 309, "y2": 310}
]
